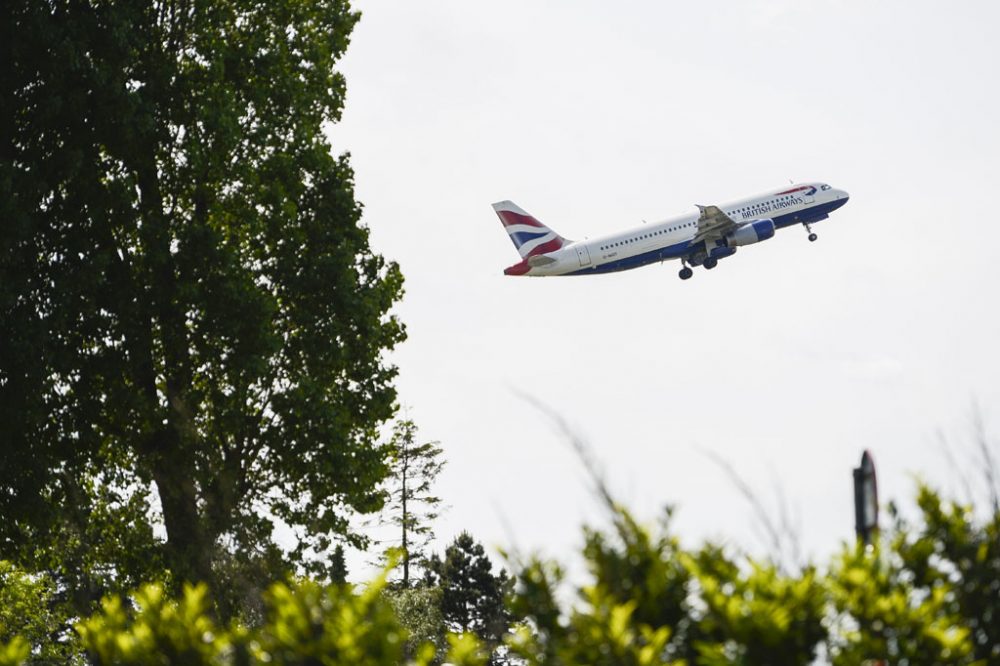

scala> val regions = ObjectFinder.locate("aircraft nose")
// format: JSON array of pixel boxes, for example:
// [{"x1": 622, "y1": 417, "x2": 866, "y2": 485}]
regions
[{"x1": 831, "y1": 189, "x2": 849, "y2": 210}]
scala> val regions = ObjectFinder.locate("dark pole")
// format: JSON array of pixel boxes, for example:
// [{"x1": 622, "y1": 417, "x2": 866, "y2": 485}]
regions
[
  {"x1": 853, "y1": 451, "x2": 884, "y2": 665},
  {"x1": 853, "y1": 450, "x2": 879, "y2": 546}
]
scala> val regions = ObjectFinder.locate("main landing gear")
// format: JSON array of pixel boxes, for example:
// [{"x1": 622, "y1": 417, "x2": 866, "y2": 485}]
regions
[
  {"x1": 678, "y1": 256, "x2": 716, "y2": 280},
  {"x1": 804, "y1": 222, "x2": 817, "y2": 242}
]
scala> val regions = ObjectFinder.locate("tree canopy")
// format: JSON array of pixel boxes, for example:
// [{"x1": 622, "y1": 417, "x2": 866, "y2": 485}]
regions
[{"x1": 1, "y1": 0, "x2": 404, "y2": 613}]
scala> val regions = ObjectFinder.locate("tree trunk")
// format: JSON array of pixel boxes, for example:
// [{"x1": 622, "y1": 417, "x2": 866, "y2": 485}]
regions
[
  {"x1": 132, "y1": 154, "x2": 214, "y2": 588},
  {"x1": 149, "y1": 432, "x2": 214, "y2": 586},
  {"x1": 402, "y1": 455, "x2": 409, "y2": 587}
]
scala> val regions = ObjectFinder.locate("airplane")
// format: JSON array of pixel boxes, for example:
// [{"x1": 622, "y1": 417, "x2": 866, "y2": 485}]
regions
[{"x1": 492, "y1": 182, "x2": 849, "y2": 279}]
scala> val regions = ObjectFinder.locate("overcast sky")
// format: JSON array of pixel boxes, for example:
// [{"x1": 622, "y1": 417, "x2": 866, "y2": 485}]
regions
[{"x1": 325, "y1": 0, "x2": 1000, "y2": 574}]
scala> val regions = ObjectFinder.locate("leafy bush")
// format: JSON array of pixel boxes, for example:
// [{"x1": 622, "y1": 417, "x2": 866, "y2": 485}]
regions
[
  {"x1": 67, "y1": 571, "x2": 487, "y2": 666},
  {"x1": 506, "y1": 508, "x2": 823, "y2": 666},
  {"x1": 4, "y1": 485, "x2": 998, "y2": 665}
]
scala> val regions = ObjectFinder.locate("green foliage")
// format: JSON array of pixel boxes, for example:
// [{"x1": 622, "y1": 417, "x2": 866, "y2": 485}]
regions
[
  {"x1": 0, "y1": 638, "x2": 29, "y2": 666},
  {"x1": 505, "y1": 484, "x2": 1000, "y2": 666},
  {"x1": 1, "y1": 485, "x2": 998, "y2": 664},
  {"x1": 0, "y1": 561, "x2": 53, "y2": 646},
  {"x1": 0, "y1": 560, "x2": 80, "y2": 663},
  {"x1": 78, "y1": 584, "x2": 232, "y2": 665},
  {"x1": 823, "y1": 482, "x2": 1000, "y2": 665},
  {"x1": 329, "y1": 545, "x2": 348, "y2": 586},
  {"x1": 1, "y1": 0, "x2": 404, "y2": 613},
  {"x1": 508, "y1": 507, "x2": 823, "y2": 664},
  {"x1": 580, "y1": 508, "x2": 692, "y2": 654},
  {"x1": 896, "y1": 484, "x2": 1000, "y2": 662},
  {"x1": 13, "y1": 470, "x2": 165, "y2": 625},
  {"x1": 444, "y1": 633, "x2": 491, "y2": 666},
  {"x1": 426, "y1": 532, "x2": 513, "y2": 662},
  {"x1": 70, "y1": 573, "x2": 492, "y2": 666},
  {"x1": 826, "y1": 542, "x2": 973, "y2": 665},
  {"x1": 688, "y1": 548, "x2": 825, "y2": 665},
  {"x1": 384, "y1": 586, "x2": 445, "y2": 661},
  {"x1": 256, "y1": 576, "x2": 406, "y2": 665},
  {"x1": 507, "y1": 506, "x2": 823, "y2": 665},
  {"x1": 508, "y1": 556, "x2": 678, "y2": 666}
]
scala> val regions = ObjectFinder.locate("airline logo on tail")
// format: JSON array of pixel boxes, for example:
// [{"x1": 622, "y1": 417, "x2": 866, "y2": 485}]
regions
[{"x1": 492, "y1": 201, "x2": 567, "y2": 259}]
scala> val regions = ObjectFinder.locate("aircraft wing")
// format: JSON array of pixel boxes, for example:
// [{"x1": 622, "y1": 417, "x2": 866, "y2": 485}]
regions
[{"x1": 692, "y1": 205, "x2": 738, "y2": 243}]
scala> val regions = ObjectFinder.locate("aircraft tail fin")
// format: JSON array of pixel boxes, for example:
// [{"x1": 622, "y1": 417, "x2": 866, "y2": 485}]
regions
[{"x1": 492, "y1": 200, "x2": 569, "y2": 259}]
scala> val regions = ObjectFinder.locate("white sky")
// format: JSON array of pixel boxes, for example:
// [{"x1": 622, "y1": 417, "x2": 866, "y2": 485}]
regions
[{"x1": 326, "y1": 0, "x2": 1000, "y2": 575}]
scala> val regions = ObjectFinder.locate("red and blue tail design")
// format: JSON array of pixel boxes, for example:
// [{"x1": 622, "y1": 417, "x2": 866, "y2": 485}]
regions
[{"x1": 492, "y1": 201, "x2": 568, "y2": 275}]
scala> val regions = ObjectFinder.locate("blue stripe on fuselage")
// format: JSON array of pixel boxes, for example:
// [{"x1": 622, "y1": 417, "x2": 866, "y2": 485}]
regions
[{"x1": 566, "y1": 198, "x2": 848, "y2": 276}]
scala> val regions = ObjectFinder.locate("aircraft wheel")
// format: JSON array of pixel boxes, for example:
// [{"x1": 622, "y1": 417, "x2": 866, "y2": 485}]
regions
[
  {"x1": 808, "y1": 233, "x2": 818, "y2": 242},
  {"x1": 704, "y1": 257, "x2": 718, "y2": 270},
  {"x1": 679, "y1": 267, "x2": 693, "y2": 280}
]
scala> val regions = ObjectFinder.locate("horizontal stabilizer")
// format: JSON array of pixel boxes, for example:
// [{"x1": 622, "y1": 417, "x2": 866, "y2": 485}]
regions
[{"x1": 528, "y1": 254, "x2": 557, "y2": 267}]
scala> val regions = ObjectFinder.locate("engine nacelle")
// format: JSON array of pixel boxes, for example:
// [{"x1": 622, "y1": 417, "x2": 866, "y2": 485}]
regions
[
  {"x1": 726, "y1": 219, "x2": 775, "y2": 247},
  {"x1": 708, "y1": 246, "x2": 737, "y2": 260}
]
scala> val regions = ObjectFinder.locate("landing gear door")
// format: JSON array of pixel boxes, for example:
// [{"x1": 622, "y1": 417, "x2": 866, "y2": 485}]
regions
[{"x1": 576, "y1": 244, "x2": 592, "y2": 267}]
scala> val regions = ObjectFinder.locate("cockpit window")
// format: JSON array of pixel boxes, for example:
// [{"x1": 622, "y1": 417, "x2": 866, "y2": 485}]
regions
[{"x1": 820, "y1": 184, "x2": 831, "y2": 191}]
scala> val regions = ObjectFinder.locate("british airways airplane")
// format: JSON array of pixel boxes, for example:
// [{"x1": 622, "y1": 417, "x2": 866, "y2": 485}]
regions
[{"x1": 493, "y1": 183, "x2": 849, "y2": 280}]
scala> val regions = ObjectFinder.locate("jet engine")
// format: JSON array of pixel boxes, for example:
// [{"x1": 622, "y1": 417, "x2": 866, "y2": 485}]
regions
[{"x1": 726, "y1": 219, "x2": 775, "y2": 247}]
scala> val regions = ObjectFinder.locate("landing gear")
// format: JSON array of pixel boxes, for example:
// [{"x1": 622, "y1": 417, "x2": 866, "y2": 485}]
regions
[
  {"x1": 703, "y1": 257, "x2": 718, "y2": 270},
  {"x1": 804, "y1": 222, "x2": 817, "y2": 242},
  {"x1": 678, "y1": 258, "x2": 694, "y2": 280}
]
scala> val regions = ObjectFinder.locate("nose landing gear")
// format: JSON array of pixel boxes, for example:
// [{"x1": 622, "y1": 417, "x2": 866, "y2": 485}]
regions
[{"x1": 804, "y1": 222, "x2": 817, "y2": 242}]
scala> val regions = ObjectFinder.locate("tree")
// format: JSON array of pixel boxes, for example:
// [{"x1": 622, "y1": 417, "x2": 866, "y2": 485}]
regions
[
  {"x1": 506, "y1": 488, "x2": 997, "y2": 666},
  {"x1": 688, "y1": 546, "x2": 825, "y2": 665},
  {"x1": 826, "y1": 539, "x2": 973, "y2": 665},
  {"x1": 1, "y1": 0, "x2": 404, "y2": 611},
  {"x1": 0, "y1": 561, "x2": 80, "y2": 663},
  {"x1": 380, "y1": 418, "x2": 445, "y2": 587},
  {"x1": 824, "y1": 484, "x2": 998, "y2": 665},
  {"x1": 897, "y1": 486, "x2": 1000, "y2": 662},
  {"x1": 426, "y1": 533, "x2": 513, "y2": 663},
  {"x1": 508, "y1": 507, "x2": 824, "y2": 666},
  {"x1": 329, "y1": 545, "x2": 348, "y2": 585},
  {"x1": 385, "y1": 585, "x2": 446, "y2": 662}
]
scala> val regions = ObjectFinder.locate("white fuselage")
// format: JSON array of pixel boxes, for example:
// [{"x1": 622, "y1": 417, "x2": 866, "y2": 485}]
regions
[{"x1": 522, "y1": 182, "x2": 849, "y2": 276}]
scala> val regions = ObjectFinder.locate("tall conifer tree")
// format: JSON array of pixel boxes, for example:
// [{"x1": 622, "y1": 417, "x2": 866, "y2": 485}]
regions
[{"x1": 381, "y1": 418, "x2": 445, "y2": 587}]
